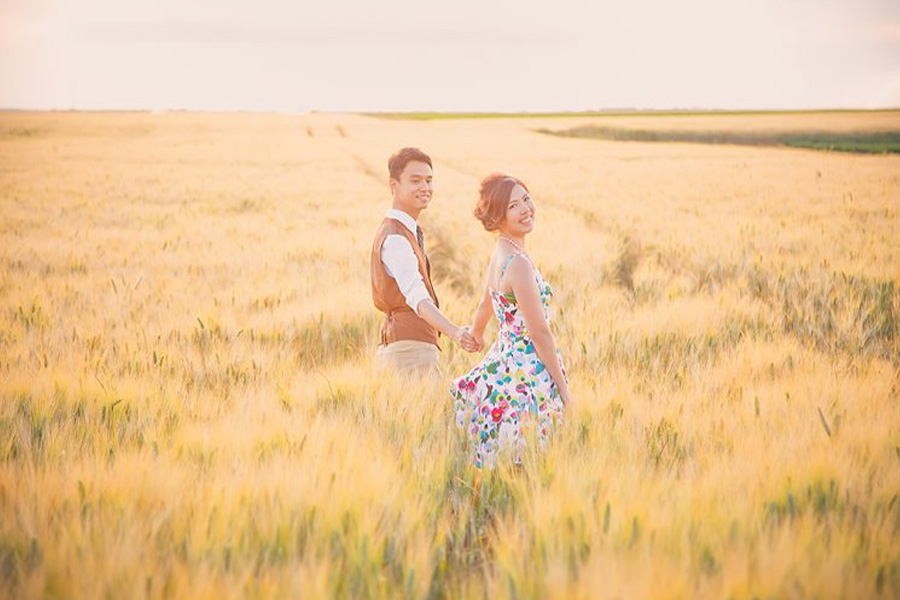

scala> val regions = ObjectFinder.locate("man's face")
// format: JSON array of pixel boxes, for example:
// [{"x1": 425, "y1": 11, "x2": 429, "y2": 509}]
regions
[{"x1": 390, "y1": 160, "x2": 433, "y2": 216}]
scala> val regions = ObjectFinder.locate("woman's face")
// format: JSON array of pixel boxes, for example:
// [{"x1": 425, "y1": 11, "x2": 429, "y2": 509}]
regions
[{"x1": 499, "y1": 183, "x2": 535, "y2": 237}]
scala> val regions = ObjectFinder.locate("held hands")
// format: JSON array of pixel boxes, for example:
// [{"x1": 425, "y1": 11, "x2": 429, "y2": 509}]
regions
[{"x1": 454, "y1": 326, "x2": 484, "y2": 353}]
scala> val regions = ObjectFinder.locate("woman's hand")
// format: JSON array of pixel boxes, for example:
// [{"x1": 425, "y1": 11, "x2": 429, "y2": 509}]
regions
[
  {"x1": 468, "y1": 327, "x2": 485, "y2": 352},
  {"x1": 558, "y1": 386, "x2": 572, "y2": 406}
]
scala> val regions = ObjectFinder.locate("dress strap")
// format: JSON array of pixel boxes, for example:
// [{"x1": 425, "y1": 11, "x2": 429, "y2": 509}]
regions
[{"x1": 498, "y1": 252, "x2": 527, "y2": 282}]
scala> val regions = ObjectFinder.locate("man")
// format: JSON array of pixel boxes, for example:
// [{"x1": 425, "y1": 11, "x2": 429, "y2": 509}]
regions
[{"x1": 371, "y1": 147, "x2": 479, "y2": 373}]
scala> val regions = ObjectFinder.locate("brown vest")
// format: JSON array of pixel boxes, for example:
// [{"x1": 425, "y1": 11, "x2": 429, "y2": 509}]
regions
[{"x1": 371, "y1": 218, "x2": 440, "y2": 347}]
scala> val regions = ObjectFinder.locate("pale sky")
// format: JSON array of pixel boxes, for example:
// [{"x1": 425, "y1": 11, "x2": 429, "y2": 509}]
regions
[{"x1": 1, "y1": 0, "x2": 899, "y2": 112}]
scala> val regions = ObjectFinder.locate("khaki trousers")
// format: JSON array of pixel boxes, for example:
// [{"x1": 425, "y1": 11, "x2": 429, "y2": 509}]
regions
[{"x1": 375, "y1": 340, "x2": 440, "y2": 375}]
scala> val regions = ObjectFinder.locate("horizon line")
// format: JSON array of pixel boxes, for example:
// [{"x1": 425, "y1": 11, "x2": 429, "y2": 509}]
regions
[{"x1": 1, "y1": 106, "x2": 899, "y2": 116}]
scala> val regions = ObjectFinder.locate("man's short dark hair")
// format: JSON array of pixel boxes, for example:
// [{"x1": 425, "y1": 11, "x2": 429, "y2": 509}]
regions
[{"x1": 388, "y1": 147, "x2": 432, "y2": 181}]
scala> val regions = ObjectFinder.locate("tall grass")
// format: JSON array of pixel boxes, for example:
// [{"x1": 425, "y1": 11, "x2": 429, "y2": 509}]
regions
[{"x1": 0, "y1": 110, "x2": 898, "y2": 598}]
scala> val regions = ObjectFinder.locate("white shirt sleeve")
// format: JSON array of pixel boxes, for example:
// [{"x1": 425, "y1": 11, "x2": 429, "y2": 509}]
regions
[{"x1": 381, "y1": 235, "x2": 435, "y2": 315}]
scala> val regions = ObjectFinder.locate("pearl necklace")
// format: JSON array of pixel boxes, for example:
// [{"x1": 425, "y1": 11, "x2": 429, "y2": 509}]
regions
[{"x1": 499, "y1": 236, "x2": 526, "y2": 253}]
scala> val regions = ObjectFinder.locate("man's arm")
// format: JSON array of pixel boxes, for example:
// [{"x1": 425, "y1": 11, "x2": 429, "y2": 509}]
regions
[
  {"x1": 416, "y1": 300, "x2": 476, "y2": 350},
  {"x1": 381, "y1": 235, "x2": 478, "y2": 351},
  {"x1": 381, "y1": 235, "x2": 434, "y2": 314}
]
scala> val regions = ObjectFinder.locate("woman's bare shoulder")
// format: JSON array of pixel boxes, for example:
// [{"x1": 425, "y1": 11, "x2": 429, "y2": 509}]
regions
[{"x1": 501, "y1": 253, "x2": 534, "y2": 286}]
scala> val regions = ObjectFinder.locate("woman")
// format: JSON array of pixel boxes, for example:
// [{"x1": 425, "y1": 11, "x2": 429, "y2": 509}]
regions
[{"x1": 451, "y1": 174, "x2": 571, "y2": 468}]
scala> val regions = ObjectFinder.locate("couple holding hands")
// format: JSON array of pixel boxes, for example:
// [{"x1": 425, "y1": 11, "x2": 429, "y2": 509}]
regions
[{"x1": 371, "y1": 147, "x2": 570, "y2": 468}]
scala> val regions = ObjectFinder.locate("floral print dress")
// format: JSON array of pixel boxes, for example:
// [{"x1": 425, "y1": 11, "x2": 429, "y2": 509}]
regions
[{"x1": 451, "y1": 253, "x2": 566, "y2": 468}]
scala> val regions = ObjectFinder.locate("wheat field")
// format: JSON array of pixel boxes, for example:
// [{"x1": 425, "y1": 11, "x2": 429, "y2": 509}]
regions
[{"x1": 1, "y1": 110, "x2": 899, "y2": 598}]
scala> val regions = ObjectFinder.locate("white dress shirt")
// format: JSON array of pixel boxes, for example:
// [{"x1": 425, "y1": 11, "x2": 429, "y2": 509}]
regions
[{"x1": 381, "y1": 208, "x2": 435, "y2": 316}]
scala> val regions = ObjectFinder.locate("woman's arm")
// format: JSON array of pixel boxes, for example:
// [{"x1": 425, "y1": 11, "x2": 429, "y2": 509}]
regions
[
  {"x1": 505, "y1": 257, "x2": 571, "y2": 404},
  {"x1": 468, "y1": 286, "x2": 493, "y2": 348}
]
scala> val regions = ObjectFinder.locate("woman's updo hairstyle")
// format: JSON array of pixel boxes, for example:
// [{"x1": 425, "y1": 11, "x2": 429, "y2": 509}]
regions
[{"x1": 473, "y1": 173, "x2": 528, "y2": 232}]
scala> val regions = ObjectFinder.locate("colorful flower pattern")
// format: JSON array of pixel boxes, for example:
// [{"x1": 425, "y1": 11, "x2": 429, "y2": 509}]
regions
[{"x1": 451, "y1": 258, "x2": 566, "y2": 468}]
